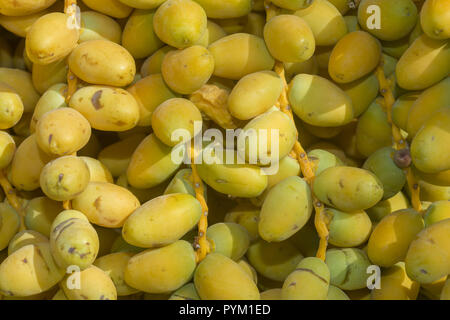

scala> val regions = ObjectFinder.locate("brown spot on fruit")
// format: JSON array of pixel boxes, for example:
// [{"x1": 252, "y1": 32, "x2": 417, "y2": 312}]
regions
[
  {"x1": 48, "y1": 134, "x2": 53, "y2": 144},
  {"x1": 91, "y1": 91, "x2": 103, "y2": 110},
  {"x1": 58, "y1": 173, "x2": 64, "y2": 183},
  {"x1": 93, "y1": 196, "x2": 101, "y2": 210},
  {"x1": 22, "y1": 258, "x2": 27, "y2": 263}
]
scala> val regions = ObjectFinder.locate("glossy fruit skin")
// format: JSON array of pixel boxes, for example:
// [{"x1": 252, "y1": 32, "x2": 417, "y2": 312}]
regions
[
  {"x1": 313, "y1": 166, "x2": 384, "y2": 212},
  {"x1": 194, "y1": 253, "x2": 260, "y2": 300},
  {"x1": 0, "y1": 68, "x2": 40, "y2": 113},
  {"x1": 327, "y1": 208, "x2": 372, "y2": 248},
  {"x1": 50, "y1": 210, "x2": 99, "y2": 270},
  {"x1": 125, "y1": 240, "x2": 197, "y2": 294},
  {"x1": 294, "y1": 0, "x2": 347, "y2": 46},
  {"x1": 161, "y1": 45, "x2": 214, "y2": 94},
  {"x1": 79, "y1": 11, "x2": 123, "y2": 44},
  {"x1": 246, "y1": 240, "x2": 303, "y2": 282},
  {"x1": 366, "y1": 191, "x2": 409, "y2": 222},
  {"x1": 325, "y1": 248, "x2": 371, "y2": 290},
  {"x1": 151, "y1": 98, "x2": 202, "y2": 146},
  {"x1": 69, "y1": 86, "x2": 140, "y2": 132},
  {"x1": 392, "y1": 92, "x2": 420, "y2": 132},
  {"x1": 0, "y1": 83, "x2": 24, "y2": 130},
  {"x1": 61, "y1": 265, "x2": 117, "y2": 300},
  {"x1": 282, "y1": 257, "x2": 330, "y2": 300},
  {"x1": 192, "y1": 0, "x2": 252, "y2": 18},
  {"x1": 289, "y1": 74, "x2": 354, "y2": 127},
  {"x1": 405, "y1": 219, "x2": 450, "y2": 284},
  {"x1": 207, "y1": 222, "x2": 250, "y2": 261},
  {"x1": 153, "y1": 0, "x2": 207, "y2": 49},
  {"x1": 208, "y1": 33, "x2": 275, "y2": 80},
  {"x1": 40, "y1": 156, "x2": 91, "y2": 201},
  {"x1": 259, "y1": 176, "x2": 312, "y2": 242},
  {"x1": 0, "y1": 131, "x2": 15, "y2": 169},
  {"x1": 122, "y1": 193, "x2": 202, "y2": 248},
  {"x1": 424, "y1": 201, "x2": 450, "y2": 227},
  {"x1": 24, "y1": 197, "x2": 63, "y2": 237},
  {"x1": 224, "y1": 204, "x2": 260, "y2": 242},
  {"x1": 0, "y1": 242, "x2": 64, "y2": 298},
  {"x1": 127, "y1": 134, "x2": 181, "y2": 189},
  {"x1": 420, "y1": 0, "x2": 450, "y2": 40},
  {"x1": 68, "y1": 40, "x2": 136, "y2": 87},
  {"x1": 122, "y1": 9, "x2": 163, "y2": 59},
  {"x1": 35, "y1": 108, "x2": 91, "y2": 157},
  {"x1": 358, "y1": 0, "x2": 418, "y2": 41},
  {"x1": 94, "y1": 252, "x2": 139, "y2": 296},
  {"x1": 368, "y1": 209, "x2": 424, "y2": 268},
  {"x1": 264, "y1": 14, "x2": 315, "y2": 63},
  {"x1": 406, "y1": 77, "x2": 450, "y2": 138},
  {"x1": 228, "y1": 71, "x2": 283, "y2": 121},
  {"x1": 72, "y1": 181, "x2": 140, "y2": 228},
  {"x1": 396, "y1": 34, "x2": 449, "y2": 90},
  {"x1": 411, "y1": 107, "x2": 450, "y2": 173},
  {"x1": 25, "y1": 12, "x2": 79, "y2": 65},
  {"x1": 363, "y1": 147, "x2": 407, "y2": 200},
  {"x1": 340, "y1": 73, "x2": 380, "y2": 117},
  {"x1": 329, "y1": 31, "x2": 381, "y2": 84}
]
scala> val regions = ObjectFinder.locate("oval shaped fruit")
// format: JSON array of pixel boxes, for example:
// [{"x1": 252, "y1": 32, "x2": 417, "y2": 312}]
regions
[
  {"x1": 61, "y1": 265, "x2": 117, "y2": 300},
  {"x1": 122, "y1": 193, "x2": 202, "y2": 248},
  {"x1": 238, "y1": 108, "x2": 297, "y2": 164},
  {"x1": 125, "y1": 240, "x2": 196, "y2": 293},
  {"x1": 35, "y1": 108, "x2": 91, "y2": 156},
  {"x1": 161, "y1": 45, "x2": 214, "y2": 94},
  {"x1": 24, "y1": 197, "x2": 63, "y2": 237},
  {"x1": 327, "y1": 208, "x2": 372, "y2": 247},
  {"x1": 0, "y1": 83, "x2": 24, "y2": 130},
  {"x1": 282, "y1": 257, "x2": 330, "y2": 300},
  {"x1": 420, "y1": 0, "x2": 450, "y2": 40},
  {"x1": 289, "y1": 74, "x2": 354, "y2": 127},
  {"x1": 72, "y1": 181, "x2": 140, "y2": 228},
  {"x1": 313, "y1": 166, "x2": 384, "y2": 212},
  {"x1": 152, "y1": 98, "x2": 202, "y2": 146},
  {"x1": 128, "y1": 74, "x2": 178, "y2": 127},
  {"x1": 207, "y1": 222, "x2": 250, "y2": 261},
  {"x1": 80, "y1": 156, "x2": 114, "y2": 183},
  {"x1": 0, "y1": 68, "x2": 40, "y2": 113},
  {"x1": 411, "y1": 107, "x2": 450, "y2": 173},
  {"x1": 208, "y1": 33, "x2": 275, "y2": 80},
  {"x1": 259, "y1": 176, "x2": 312, "y2": 242},
  {"x1": 10, "y1": 134, "x2": 54, "y2": 191},
  {"x1": 69, "y1": 86, "x2": 140, "y2": 132},
  {"x1": 153, "y1": 0, "x2": 207, "y2": 49},
  {"x1": 127, "y1": 134, "x2": 181, "y2": 189},
  {"x1": 396, "y1": 34, "x2": 449, "y2": 90},
  {"x1": 355, "y1": 99, "x2": 392, "y2": 157},
  {"x1": 197, "y1": 150, "x2": 268, "y2": 198},
  {"x1": 392, "y1": 92, "x2": 420, "y2": 131},
  {"x1": 406, "y1": 77, "x2": 450, "y2": 138},
  {"x1": 0, "y1": 242, "x2": 64, "y2": 298},
  {"x1": 194, "y1": 253, "x2": 260, "y2": 300},
  {"x1": 81, "y1": 0, "x2": 133, "y2": 18},
  {"x1": 368, "y1": 209, "x2": 424, "y2": 267},
  {"x1": 424, "y1": 201, "x2": 450, "y2": 227},
  {"x1": 340, "y1": 73, "x2": 380, "y2": 117},
  {"x1": 0, "y1": 131, "x2": 15, "y2": 169},
  {"x1": 40, "y1": 156, "x2": 91, "y2": 201},
  {"x1": 264, "y1": 14, "x2": 315, "y2": 63},
  {"x1": 0, "y1": 202, "x2": 20, "y2": 251},
  {"x1": 294, "y1": 0, "x2": 347, "y2": 46},
  {"x1": 122, "y1": 9, "x2": 163, "y2": 59},
  {"x1": 140, "y1": 46, "x2": 173, "y2": 76},
  {"x1": 307, "y1": 149, "x2": 343, "y2": 176},
  {"x1": 363, "y1": 147, "x2": 407, "y2": 199},
  {"x1": 246, "y1": 240, "x2": 303, "y2": 282},
  {"x1": 405, "y1": 219, "x2": 450, "y2": 284},
  {"x1": 79, "y1": 11, "x2": 122, "y2": 44},
  {"x1": 228, "y1": 71, "x2": 283, "y2": 120},
  {"x1": 50, "y1": 210, "x2": 99, "y2": 269},
  {"x1": 224, "y1": 204, "x2": 260, "y2": 242},
  {"x1": 68, "y1": 40, "x2": 136, "y2": 87},
  {"x1": 25, "y1": 12, "x2": 79, "y2": 65},
  {"x1": 325, "y1": 248, "x2": 371, "y2": 290},
  {"x1": 329, "y1": 31, "x2": 381, "y2": 84},
  {"x1": 94, "y1": 252, "x2": 139, "y2": 296},
  {"x1": 192, "y1": 0, "x2": 252, "y2": 18},
  {"x1": 358, "y1": 0, "x2": 418, "y2": 41}
]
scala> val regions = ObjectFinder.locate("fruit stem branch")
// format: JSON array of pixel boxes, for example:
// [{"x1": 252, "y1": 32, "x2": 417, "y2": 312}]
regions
[
  {"x1": 266, "y1": 2, "x2": 329, "y2": 261},
  {"x1": 375, "y1": 64, "x2": 422, "y2": 213},
  {"x1": 0, "y1": 170, "x2": 25, "y2": 231},
  {"x1": 190, "y1": 142, "x2": 210, "y2": 263}
]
